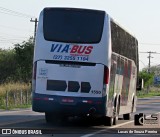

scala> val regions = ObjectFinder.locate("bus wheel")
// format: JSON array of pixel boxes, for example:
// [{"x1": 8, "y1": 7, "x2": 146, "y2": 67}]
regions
[
  {"x1": 123, "y1": 113, "x2": 131, "y2": 120},
  {"x1": 45, "y1": 112, "x2": 58, "y2": 123},
  {"x1": 113, "y1": 115, "x2": 118, "y2": 125},
  {"x1": 113, "y1": 99, "x2": 120, "y2": 125},
  {"x1": 131, "y1": 98, "x2": 135, "y2": 113},
  {"x1": 45, "y1": 112, "x2": 52, "y2": 123},
  {"x1": 103, "y1": 116, "x2": 113, "y2": 126}
]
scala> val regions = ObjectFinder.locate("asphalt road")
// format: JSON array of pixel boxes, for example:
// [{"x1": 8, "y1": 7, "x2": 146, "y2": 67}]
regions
[{"x1": 0, "y1": 96, "x2": 160, "y2": 137}]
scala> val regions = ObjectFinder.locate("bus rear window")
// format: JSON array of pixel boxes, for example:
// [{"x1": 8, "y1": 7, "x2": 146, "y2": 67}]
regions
[{"x1": 43, "y1": 8, "x2": 105, "y2": 43}]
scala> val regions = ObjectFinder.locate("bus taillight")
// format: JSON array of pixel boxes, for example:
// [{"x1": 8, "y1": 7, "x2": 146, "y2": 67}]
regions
[{"x1": 104, "y1": 66, "x2": 109, "y2": 84}]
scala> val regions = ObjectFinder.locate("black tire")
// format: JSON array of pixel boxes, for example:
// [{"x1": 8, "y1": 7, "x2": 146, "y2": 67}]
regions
[
  {"x1": 103, "y1": 116, "x2": 114, "y2": 126},
  {"x1": 131, "y1": 98, "x2": 135, "y2": 113},
  {"x1": 117, "y1": 98, "x2": 120, "y2": 115},
  {"x1": 108, "y1": 117, "x2": 114, "y2": 126},
  {"x1": 112, "y1": 97, "x2": 120, "y2": 125},
  {"x1": 45, "y1": 112, "x2": 59, "y2": 123},
  {"x1": 113, "y1": 98, "x2": 120, "y2": 125},
  {"x1": 123, "y1": 113, "x2": 131, "y2": 120},
  {"x1": 113, "y1": 115, "x2": 118, "y2": 125},
  {"x1": 45, "y1": 112, "x2": 52, "y2": 123},
  {"x1": 123, "y1": 99, "x2": 134, "y2": 120},
  {"x1": 103, "y1": 97, "x2": 119, "y2": 126}
]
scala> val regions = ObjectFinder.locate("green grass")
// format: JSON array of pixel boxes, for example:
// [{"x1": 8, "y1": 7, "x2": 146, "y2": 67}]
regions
[
  {"x1": 13, "y1": 104, "x2": 32, "y2": 109},
  {"x1": 0, "y1": 104, "x2": 32, "y2": 110},
  {"x1": 137, "y1": 90, "x2": 160, "y2": 98}
]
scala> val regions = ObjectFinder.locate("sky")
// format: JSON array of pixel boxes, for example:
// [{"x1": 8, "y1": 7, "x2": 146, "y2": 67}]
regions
[{"x1": 0, "y1": 0, "x2": 160, "y2": 70}]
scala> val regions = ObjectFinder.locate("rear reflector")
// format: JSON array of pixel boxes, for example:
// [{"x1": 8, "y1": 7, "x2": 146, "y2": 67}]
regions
[
  {"x1": 96, "y1": 101, "x2": 102, "y2": 104},
  {"x1": 33, "y1": 97, "x2": 54, "y2": 101},
  {"x1": 44, "y1": 98, "x2": 48, "y2": 100},
  {"x1": 33, "y1": 98, "x2": 41, "y2": 100},
  {"x1": 103, "y1": 66, "x2": 109, "y2": 84}
]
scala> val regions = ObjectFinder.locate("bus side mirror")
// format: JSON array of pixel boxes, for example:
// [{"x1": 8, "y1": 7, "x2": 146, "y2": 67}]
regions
[{"x1": 136, "y1": 78, "x2": 144, "y2": 91}]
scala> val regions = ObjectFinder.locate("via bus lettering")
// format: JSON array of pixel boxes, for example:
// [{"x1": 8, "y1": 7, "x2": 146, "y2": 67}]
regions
[{"x1": 50, "y1": 44, "x2": 93, "y2": 55}]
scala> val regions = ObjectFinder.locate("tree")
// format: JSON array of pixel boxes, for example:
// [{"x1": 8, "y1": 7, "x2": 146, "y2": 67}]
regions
[
  {"x1": 139, "y1": 70, "x2": 154, "y2": 88},
  {"x1": 0, "y1": 49, "x2": 17, "y2": 83},
  {"x1": 14, "y1": 37, "x2": 34, "y2": 82}
]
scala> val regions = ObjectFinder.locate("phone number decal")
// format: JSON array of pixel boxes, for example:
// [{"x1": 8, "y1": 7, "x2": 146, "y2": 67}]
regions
[{"x1": 53, "y1": 55, "x2": 89, "y2": 61}]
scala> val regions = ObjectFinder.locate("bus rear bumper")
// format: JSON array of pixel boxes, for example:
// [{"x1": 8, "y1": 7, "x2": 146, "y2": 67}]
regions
[{"x1": 32, "y1": 93, "x2": 107, "y2": 117}]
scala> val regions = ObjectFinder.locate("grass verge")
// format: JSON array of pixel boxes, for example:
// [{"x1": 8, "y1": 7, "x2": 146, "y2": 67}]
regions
[
  {"x1": 137, "y1": 90, "x2": 160, "y2": 98},
  {"x1": 0, "y1": 82, "x2": 31, "y2": 110}
]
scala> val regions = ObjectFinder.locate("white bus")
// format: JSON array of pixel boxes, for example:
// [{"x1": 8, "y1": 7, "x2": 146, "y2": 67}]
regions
[{"x1": 32, "y1": 7, "x2": 139, "y2": 126}]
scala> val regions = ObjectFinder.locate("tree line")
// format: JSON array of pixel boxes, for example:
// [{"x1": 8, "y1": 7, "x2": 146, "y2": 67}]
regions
[{"x1": 0, "y1": 37, "x2": 34, "y2": 84}]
